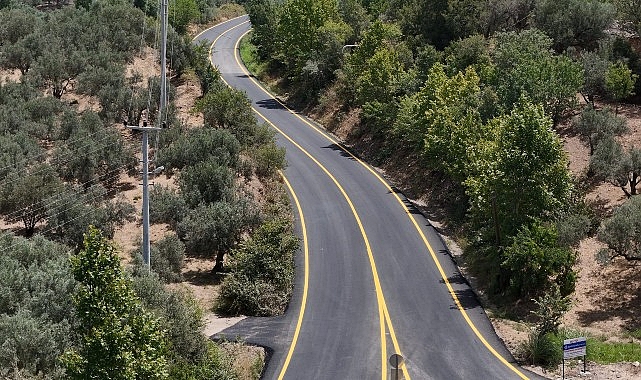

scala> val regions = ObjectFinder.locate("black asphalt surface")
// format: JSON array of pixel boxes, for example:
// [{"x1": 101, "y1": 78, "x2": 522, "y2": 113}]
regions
[{"x1": 194, "y1": 16, "x2": 545, "y2": 380}]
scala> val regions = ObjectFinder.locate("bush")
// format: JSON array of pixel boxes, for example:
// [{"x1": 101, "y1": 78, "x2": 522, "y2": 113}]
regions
[
  {"x1": 179, "y1": 160, "x2": 234, "y2": 207},
  {"x1": 0, "y1": 309, "x2": 72, "y2": 377},
  {"x1": 130, "y1": 271, "x2": 239, "y2": 379},
  {"x1": 217, "y1": 219, "x2": 298, "y2": 316},
  {"x1": 0, "y1": 234, "x2": 76, "y2": 377},
  {"x1": 519, "y1": 331, "x2": 562, "y2": 368},
  {"x1": 156, "y1": 128, "x2": 240, "y2": 173},
  {"x1": 149, "y1": 185, "x2": 188, "y2": 227},
  {"x1": 151, "y1": 234, "x2": 186, "y2": 283},
  {"x1": 501, "y1": 222, "x2": 576, "y2": 298},
  {"x1": 253, "y1": 142, "x2": 286, "y2": 178}
]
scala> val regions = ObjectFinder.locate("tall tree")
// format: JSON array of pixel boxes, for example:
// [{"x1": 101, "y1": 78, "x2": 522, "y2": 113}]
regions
[
  {"x1": 62, "y1": 227, "x2": 168, "y2": 379},
  {"x1": 393, "y1": 63, "x2": 485, "y2": 181},
  {"x1": 492, "y1": 29, "x2": 584, "y2": 123},
  {"x1": 276, "y1": 0, "x2": 341, "y2": 76},
  {"x1": 465, "y1": 98, "x2": 572, "y2": 246}
]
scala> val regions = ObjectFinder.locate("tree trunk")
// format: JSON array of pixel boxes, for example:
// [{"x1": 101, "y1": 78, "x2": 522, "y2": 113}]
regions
[
  {"x1": 492, "y1": 195, "x2": 501, "y2": 248},
  {"x1": 212, "y1": 251, "x2": 225, "y2": 272}
]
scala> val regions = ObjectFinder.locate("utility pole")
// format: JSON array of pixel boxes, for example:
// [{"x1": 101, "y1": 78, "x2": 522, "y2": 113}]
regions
[
  {"x1": 160, "y1": 0, "x2": 168, "y2": 123},
  {"x1": 125, "y1": 120, "x2": 161, "y2": 269}
]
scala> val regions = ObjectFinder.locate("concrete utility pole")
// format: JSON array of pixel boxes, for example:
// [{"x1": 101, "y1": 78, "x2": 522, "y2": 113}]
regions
[
  {"x1": 160, "y1": 0, "x2": 168, "y2": 123},
  {"x1": 125, "y1": 120, "x2": 161, "y2": 269}
]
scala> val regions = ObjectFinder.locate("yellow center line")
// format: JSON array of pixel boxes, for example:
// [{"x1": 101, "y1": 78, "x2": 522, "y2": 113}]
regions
[
  {"x1": 278, "y1": 172, "x2": 310, "y2": 380},
  {"x1": 211, "y1": 21, "x2": 393, "y2": 379},
  {"x1": 222, "y1": 21, "x2": 529, "y2": 380},
  {"x1": 206, "y1": 16, "x2": 529, "y2": 380}
]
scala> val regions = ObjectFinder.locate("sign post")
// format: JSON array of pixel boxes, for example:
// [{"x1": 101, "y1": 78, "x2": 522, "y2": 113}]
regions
[
  {"x1": 389, "y1": 353, "x2": 404, "y2": 380},
  {"x1": 562, "y1": 337, "x2": 587, "y2": 379}
]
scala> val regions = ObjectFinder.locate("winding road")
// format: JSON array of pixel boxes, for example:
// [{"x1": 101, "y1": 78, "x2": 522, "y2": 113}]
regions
[{"x1": 195, "y1": 16, "x2": 543, "y2": 380}]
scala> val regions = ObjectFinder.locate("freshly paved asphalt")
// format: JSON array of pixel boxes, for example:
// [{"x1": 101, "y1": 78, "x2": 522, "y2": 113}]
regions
[{"x1": 195, "y1": 16, "x2": 545, "y2": 380}]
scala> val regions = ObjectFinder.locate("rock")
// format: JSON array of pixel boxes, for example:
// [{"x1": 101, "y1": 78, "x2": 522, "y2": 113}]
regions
[{"x1": 632, "y1": 361, "x2": 640, "y2": 367}]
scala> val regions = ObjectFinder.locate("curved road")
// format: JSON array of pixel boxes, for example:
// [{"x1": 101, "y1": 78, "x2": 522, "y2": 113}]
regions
[{"x1": 195, "y1": 16, "x2": 543, "y2": 380}]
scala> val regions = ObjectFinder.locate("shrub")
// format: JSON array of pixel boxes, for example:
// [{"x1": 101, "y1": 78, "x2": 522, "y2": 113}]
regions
[
  {"x1": 179, "y1": 160, "x2": 234, "y2": 207},
  {"x1": 253, "y1": 142, "x2": 286, "y2": 178},
  {"x1": 130, "y1": 271, "x2": 238, "y2": 379},
  {"x1": 217, "y1": 219, "x2": 298, "y2": 316},
  {"x1": 157, "y1": 128, "x2": 240, "y2": 173},
  {"x1": 149, "y1": 185, "x2": 188, "y2": 228},
  {"x1": 0, "y1": 234, "x2": 75, "y2": 377},
  {"x1": 519, "y1": 331, "x2": 562, "y2": 368},
  {"x1": 151, "y1": 234, "x2": 186, "y2": 283},
  {"x1": 501, "y1": 222, "x2": 576, "y2": 298}
]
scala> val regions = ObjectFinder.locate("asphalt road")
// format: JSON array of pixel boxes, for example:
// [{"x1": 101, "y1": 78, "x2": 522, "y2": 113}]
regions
[{"x1": 195, "y1": 16, "x2": 544, "y2": 380}]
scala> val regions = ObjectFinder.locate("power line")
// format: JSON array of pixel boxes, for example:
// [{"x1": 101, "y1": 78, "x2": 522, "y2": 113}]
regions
[{"x1": 1, "y1": 165, "x2": 128, "y2": 224}]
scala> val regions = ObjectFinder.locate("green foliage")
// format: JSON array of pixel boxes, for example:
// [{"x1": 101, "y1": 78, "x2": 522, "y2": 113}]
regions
[
  {"x1": 598, "y1": 195, "x2": 641, "y2": 261},
  {"x1": 150, "y1": 185, "x2": 188, "y2": 228},
  {"x1": 62, "y1": 227, "x2": 168, "y2": 379},
  {"x1": 246, "y1": 0, "x2": 281, "y2": 61},
  {"x1": 492, "y1": 29, "x2": 583, "y2": 123},
  {"x1": 276, "y1": 0, "x2": 341, "y2": 76},
  {"x1": 151, "y1": 234, "x2": 186, "y2": 283},
  {"x1": 554, "y1": 212, "x2": 592, "y2": 248},
  {"x1": 190, "y1": 41, "x2": 222, "y2": 94},
  {"x1": 0, "y1": 131, "x2": 43, "y2": 179},
  {"x1": 168, "y1": 340, "x2": 239, "y2": 380},
  {"x1": 53, "y1": 111, "x2": 136, "y2": 188},
  {"x1": 45, "y1": 185, "x2": 135, "y2": 248},
  {"x1": 252, "y1": 141, "x2": 287, "y2": 178},
  {"x1": 465, "y1": 99, "x2": 572, "y2": 247},
  {"x1": 605, "y1": 60, "x2": 638, "y2": 105},
  {"x1": 579, "y1": 50, "x2": 611, "y2": 105},
  {"x1": 179, "y1": 160, "x2": 234, "y2": 207},
  {"x1": 341, "y1": 21, "x2": 408, "y2": 107},
  {"x1": 0, "y1": 234, "x2": 75, "y2": 378},
  {"x1": 0, "y1": 163, "x2": 62, "y2": 236},
  {"x1": 502, "y1": 223, "x2": 576, "y2": 297},
  {"x1": 444, "y1": 35, "x2": 492, "y2": 76},
  {"x1": 519, "y1": 331, "x2": 562, "y2": 368},
  {"x1": 157, "y1": 128, "x2": 241, "y2": 172},
  {"x1": 573, "y1": 106, "x2": 627, "y2": 155},
  {"x1": 590, "y1": 136, "x2": 641, "y2": 197},
  {"x1": 170, "y1": 0, "x2": 200, "y2": 34},
  {"x1": 615, "y1": 0, "x2": 641, "y2": 36},
  {"x1": 177, "y1": 199, "x2": 258, "y2": 259},
  {"x1": 217, "y1": 219, "x2": 298, "y2": 316},
  {"x1": 338, "y1": 0, "x2": 370, "y2": 41},
  {"x1": 0, "y1": 7, "x2": 42, "y2": 74},
  {"x1": 393, "y1": 63, "x2": 484, "y2": 180},
  {"x1": 534, "y1": 0, "x2": 615, "y2": 52},
  {"x1": 195, "y1": 85, "x2": 258, "y2": 146},
  {"x1": 130, "y1": 271, "x2": 241, "y2": 378},
  {"x1": 531, "y1": 286, "x2": 572, "y2": 335},
  {"x1": 519, "y1": 287, "x2": 570, "y2": 367}
]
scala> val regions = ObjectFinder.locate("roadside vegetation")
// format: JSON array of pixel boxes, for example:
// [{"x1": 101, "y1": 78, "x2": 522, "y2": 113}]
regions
[
  {"x1": 242, "y1": 0, "x2": 641, "y2": 370},
  {"x1": 0, "y1": 0, "x2": 295, "y2": 378}
]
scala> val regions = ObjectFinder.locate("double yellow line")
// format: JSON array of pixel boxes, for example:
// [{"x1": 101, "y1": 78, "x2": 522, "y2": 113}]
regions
[{"x1": 205, "y1": 16, "x2": 529, "y2": 380}]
